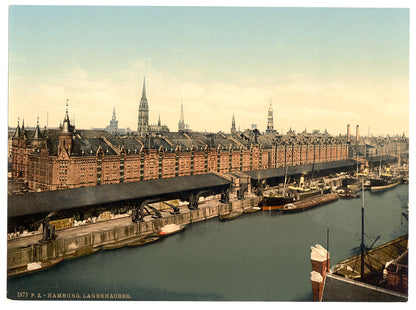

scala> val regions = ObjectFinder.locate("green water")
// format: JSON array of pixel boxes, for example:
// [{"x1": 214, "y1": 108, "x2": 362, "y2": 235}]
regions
[{"x1": 7, "y1": 184, "x2": 408, "y2": 301}]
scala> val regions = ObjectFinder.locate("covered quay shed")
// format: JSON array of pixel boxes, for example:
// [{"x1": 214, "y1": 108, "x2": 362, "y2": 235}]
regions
[
  {"x1": 8, "y1": 173, "x2": 232, "y2": 233},
  {"x1": 244, "y1": 159, "x2": 357, "y2": 189}
]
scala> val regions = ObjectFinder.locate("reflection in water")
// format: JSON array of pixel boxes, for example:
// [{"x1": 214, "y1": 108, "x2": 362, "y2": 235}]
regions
[{"x1": 8, "y1": 185, "x2": 408, "y2": 301}]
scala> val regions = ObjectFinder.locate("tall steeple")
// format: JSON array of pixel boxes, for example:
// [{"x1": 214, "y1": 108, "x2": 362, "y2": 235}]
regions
[
  {"x1": 112, "y1": 106, "x2": 116, "y2": 121},
  {"x1": 137, "y1": 77, "x2": 149, "y2": 135},
  {"x1": 142, "y1": 77, "x2": 147, "y2": 100},
  {"x1": 231, "y1": 114, "x2": 236, "y2": 134},
  {"x1": 266, "y1": 99, "x2": 276, "y2": 134},
  {"x1": 178, "y1": 102, "x2": 185, "y2": 131}
]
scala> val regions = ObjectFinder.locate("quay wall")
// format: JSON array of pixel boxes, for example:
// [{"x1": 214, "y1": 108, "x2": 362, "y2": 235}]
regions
[{"x1": 7, "y1": 196, "x2": 260, "y2": 269}]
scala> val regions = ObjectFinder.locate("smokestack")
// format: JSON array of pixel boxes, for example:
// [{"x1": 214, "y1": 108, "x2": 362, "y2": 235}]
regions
[
  {"x1": 347, "y1": 124, "x2": 350, "y2": 142},
  {"x1": 310, "y1": 244, "x2": 330, "y2": 301},
  {"x1": 356, "y1": 125, "x2": 360, "y2": 143}
]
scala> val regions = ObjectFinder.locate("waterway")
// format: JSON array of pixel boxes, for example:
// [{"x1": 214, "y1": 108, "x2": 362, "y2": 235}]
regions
[{"x1": 7, "y1": 184, "x2": 408, "y2": 301}]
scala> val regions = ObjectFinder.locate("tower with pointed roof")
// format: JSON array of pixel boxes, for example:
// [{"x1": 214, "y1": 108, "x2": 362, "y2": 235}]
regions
[
  {"x1": 178, "y1": 103, "x2": 185, "y2": 131},
  {"x1": 231, "y1": 114, "x2": 236, "y2": 134},
  {"x1": 266, "y1": 99, "x2": 276, "y2": 134},
  {"x1": 58, "y1": 99, "x2": 74, "y2": 154},
  {"x1": 138, "y1": 78, "x2": 149, "y2": 135},
  {"x1": 32, "y1": 116, "x2": 43, "y2": 147}
]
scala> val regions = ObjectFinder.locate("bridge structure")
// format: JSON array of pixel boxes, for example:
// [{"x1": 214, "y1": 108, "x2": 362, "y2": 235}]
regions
[{"x1": 8, "y1": 173, "x2": 233, "y2": 236}]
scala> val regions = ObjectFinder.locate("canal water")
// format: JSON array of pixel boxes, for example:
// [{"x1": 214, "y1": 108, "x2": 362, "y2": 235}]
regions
[{"x1": 7, "y1": 184, "x2": 408, "y2": 301}]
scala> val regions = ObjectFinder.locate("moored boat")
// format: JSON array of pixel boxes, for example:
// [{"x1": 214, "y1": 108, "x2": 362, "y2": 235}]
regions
[
  {"x1": 64, "y1": 246, "x2": 100, "y2": 259},
  {"x1": 280, "y1": 193, "x2": 339, "y2": 213},
  {"x1": 370, "y1": 180, "x2": 402, "y2": 191},
  {"x1": 261, "y1": 194, "x2": 294, "y2": 211},
  {"x1": 127, "y1": 236, "x2": 161, "y2": 247},
  {"x1": 154, "y1": 224, "x2": 186, "y2": 237},
  {"x1": 8, "y1": 258, "x2": 64, "y2": 278},
  {"x1": 243, "y1": 206, "x2": 261, "y2": 214},
  {"x1": 369, "y1": 172, "x2": 402, "y2": 191},
  {"x1": 102, "y1": 235, "x2": 149, "y2": 250},
  {"x1": 219, "y1": 209, "x2": 243, "y2": 221}
]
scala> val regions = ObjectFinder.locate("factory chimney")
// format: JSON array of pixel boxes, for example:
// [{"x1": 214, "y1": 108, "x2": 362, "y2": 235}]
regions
[
  {"x1": 356, "y1": 125, "x2": 360, "y2": 143},
  {"x1": 347, "y1": 124, "x2": 350, "y2": 142}
]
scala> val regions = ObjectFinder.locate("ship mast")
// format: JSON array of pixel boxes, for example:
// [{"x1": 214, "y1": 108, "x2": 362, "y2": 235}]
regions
[
  {"x1": 360, "y1": 180, "x2": 365, "y2": 279},
  {"x1": 283, "y1": 166, "x2": 288, "y2": 196}
]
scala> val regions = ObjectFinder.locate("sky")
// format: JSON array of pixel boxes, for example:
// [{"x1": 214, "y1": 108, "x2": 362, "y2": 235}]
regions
[{"x1": 7, "y1": 4, "x2": 410, "y2": 136}]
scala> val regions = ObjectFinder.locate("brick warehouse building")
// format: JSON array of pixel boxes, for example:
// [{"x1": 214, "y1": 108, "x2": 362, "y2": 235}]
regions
[{"x1": 10, "y1": 108, "x2": 349, "y2": 192}]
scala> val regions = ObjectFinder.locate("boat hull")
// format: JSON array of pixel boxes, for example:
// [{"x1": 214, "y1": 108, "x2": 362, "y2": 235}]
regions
[
  {"x1": 8, "y1": 258, "x2": 64, "y2": 278},
  {"x1": 281, "y1": 193, "x2": 339, "y2": 213},
  {"x1": 127, "y1": 236, "x2": 161, "y2": 247},
  {"x1": 219, "y1": 210, "x2": 243, "y2": 221},
  {"x1": 261, "y1": 196, "x2": 294, "y2": 211},
  {"x1": 371, "y1": 181, "x2": 402, "y2": 191}
]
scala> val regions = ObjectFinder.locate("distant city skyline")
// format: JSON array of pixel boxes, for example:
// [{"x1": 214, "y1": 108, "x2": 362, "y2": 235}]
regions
[{"x1": 8, "y1": 6, "x2": 409, "y2": 136}]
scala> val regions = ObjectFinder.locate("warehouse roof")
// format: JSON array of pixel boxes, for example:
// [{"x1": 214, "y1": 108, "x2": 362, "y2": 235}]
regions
[{"x1": 8, "y1": 173, "x2": 232, "y2": 218}]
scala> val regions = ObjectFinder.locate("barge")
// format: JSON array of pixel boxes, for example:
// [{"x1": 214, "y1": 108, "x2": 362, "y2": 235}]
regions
[
  {"x1": 281, "y1": 193, "x2": 339, "y2": 213},
  {"x1": 219, "y1": 210, "x2": 244, "y2": 221},
  {"x1": 8, "y1": 258, "x2": 64, "y2": 278}
]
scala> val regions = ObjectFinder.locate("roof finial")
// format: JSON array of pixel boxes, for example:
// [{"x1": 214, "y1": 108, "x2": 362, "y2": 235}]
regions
[
  {"x1": 66, "y1": 99, "x2": 69, "y2": 114},
  {"x1": 37, "y1": 116, "x2": 39, "y2": 126}
]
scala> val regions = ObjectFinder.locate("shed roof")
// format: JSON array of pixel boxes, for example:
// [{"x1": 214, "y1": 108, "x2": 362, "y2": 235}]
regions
[
  {"x1": 8, "y1": 173, "x2": 232, "y2": 218},
  {"x1": 244, "y1": 159, "x2": 357, "y2": 181}
]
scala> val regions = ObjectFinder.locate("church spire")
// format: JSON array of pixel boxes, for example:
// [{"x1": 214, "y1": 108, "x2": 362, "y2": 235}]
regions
[
  {"x1": 137, "y1": 77, "x2": 149, "y2": 135},
  {"x1": 231, "y1": 114, "x2": 236, "y2": 134},
  {"x1": 142, "y1": 77, "x2": 147, "y2": 100},
  {"x1": 178, "y1": 102, "x2": 185, "y2": 131}
]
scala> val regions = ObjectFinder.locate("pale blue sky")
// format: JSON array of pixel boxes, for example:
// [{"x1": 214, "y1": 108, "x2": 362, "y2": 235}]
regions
[{"x1": 8, "y1": 6, "x2": 409, "y2": 135}]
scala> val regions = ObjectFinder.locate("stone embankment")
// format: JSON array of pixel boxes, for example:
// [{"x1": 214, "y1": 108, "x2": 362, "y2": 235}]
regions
[{"x1": 7, "y1": 195, "x2": 261, "y2": 269}]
